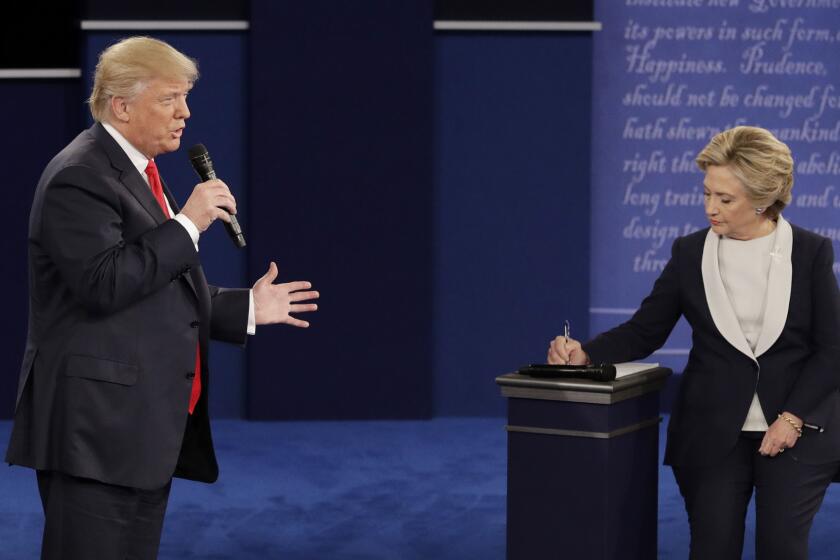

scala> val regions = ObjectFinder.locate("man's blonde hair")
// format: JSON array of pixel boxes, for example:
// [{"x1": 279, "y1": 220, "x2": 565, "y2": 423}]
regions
[
  {"x1": 88, "y1": 36, "x2": 199, "y2": 123},
  {"x1": 695, "y1": 126, "x2": 794, "y2": 220}
]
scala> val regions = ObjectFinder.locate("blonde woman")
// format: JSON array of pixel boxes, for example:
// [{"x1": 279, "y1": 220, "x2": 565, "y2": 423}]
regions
[{"x1": 549, "y1": 126, "x2": 840, "y2": 559}]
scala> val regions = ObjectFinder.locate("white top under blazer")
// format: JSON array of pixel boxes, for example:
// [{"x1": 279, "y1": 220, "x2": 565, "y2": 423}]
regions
[{"x1": 718, "y1": 228, "x2": 778, "y2": 431}]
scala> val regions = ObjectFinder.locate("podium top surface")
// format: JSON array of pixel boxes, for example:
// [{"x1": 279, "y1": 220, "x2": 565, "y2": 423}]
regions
[{"x1": 496, "y1": 367, "x2": 672, "y2": 405}]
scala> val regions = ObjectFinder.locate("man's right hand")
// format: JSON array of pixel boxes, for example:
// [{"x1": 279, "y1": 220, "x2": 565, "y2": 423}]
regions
[{"x1": 179, "y1": 179, "x2": 237, "y2": 232}]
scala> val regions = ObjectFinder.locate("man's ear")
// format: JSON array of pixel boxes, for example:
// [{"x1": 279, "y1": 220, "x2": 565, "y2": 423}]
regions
[{"x1": 110, "y1": 96, "x2": 130, "y2": 123}]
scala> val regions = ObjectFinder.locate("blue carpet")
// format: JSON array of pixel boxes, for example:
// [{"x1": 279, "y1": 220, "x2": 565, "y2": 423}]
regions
[{"x1": 1, "y1": 417, "x2": 838, "y2": 559}]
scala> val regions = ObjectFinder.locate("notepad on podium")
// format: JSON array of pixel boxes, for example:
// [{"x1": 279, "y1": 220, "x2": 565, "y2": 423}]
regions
[
  {"x1": 614, "y1": 362, "x2": 660, "y2": 378},
  {"x1": 517, "y1": 362, "x2": 660, "y2": 382}
]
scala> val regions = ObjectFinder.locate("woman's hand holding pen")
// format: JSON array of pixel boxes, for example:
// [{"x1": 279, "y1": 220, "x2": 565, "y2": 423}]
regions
[{"x1": 547, "y1": 336, "x2": 590, "y2": 365}]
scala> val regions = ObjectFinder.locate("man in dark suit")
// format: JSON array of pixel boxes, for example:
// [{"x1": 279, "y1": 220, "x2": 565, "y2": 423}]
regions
[{"x1": 5, "y1": 36, "x2": 319, "y2": 559}]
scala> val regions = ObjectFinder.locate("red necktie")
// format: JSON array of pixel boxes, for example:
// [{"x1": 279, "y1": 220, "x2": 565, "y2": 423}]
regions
[
  {"x1": 144, "y1": 159, "x2": 170, "y2": 219},
  {"x1": 145, "y1": 160, "x2": 202, "y2": 414}
]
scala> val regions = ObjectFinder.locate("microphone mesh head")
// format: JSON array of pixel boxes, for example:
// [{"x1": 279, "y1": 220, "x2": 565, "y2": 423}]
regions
[{"x1": 188, "y1": 144, "x2": 209, "y2": 159}]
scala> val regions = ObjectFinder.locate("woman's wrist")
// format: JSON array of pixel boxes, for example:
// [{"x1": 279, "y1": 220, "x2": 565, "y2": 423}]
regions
[
  {"x1": 781, "y1": 411, "x2": 803, "y2": 426},
  {"x1": 778, "y1": 412, "x2": 803, "y2": 437}
]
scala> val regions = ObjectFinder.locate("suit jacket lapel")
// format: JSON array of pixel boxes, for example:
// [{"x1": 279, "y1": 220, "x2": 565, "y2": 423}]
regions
[
  {"x1": 754, "y1": 216, "x2": 793, "y2": 357},
  {"x1": 701, "y1": 228, "x2": 756, "y2": 361},
  {"x1": 92, "y1": 123, "x2": 169, "y2": 225}
]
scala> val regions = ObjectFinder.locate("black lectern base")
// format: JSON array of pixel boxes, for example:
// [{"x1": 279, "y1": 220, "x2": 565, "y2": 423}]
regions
[{"x1": 497, "y1": 367, "x2": 672, "y2": 560}]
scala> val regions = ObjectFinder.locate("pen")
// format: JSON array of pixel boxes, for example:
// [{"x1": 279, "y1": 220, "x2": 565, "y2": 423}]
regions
[
  {"x1": 564, "y1": 320, "x2": 570, "y2": 364},
  {"x1": 803, "y1": 422, "x2": 824, "y2": 433}
]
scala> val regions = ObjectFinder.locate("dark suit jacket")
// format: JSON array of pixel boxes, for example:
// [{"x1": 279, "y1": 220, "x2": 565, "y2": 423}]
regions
[
  {"x1": 583, "y1": 217, "x2": 840, "y2": 468},
  {"x1": 5, "y1": 123, "x2": 250, "y2": 490}
]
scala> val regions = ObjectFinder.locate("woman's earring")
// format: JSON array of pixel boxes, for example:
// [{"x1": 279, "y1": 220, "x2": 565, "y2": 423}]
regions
[{"x1": 755, "y1": 207, "x2": 765, "y2": 215}]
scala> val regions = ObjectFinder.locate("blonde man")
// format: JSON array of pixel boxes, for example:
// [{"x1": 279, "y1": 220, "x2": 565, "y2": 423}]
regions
[
  {"x1": 5, "y1": 37, "x2": 319, "y2": 559},
  {"x1": 549, "y1": 126, "x2": 840, "y2": 559}
]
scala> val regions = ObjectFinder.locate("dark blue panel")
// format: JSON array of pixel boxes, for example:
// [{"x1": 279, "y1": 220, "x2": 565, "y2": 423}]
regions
[
  {"x1": 248, "y1": 1, "x2": 434, "y2": 419},
  {"x1": 434, "y1": 33, "x2": 592, "y2": 416},
  {"x1": 84, "y1": 32, "x2": 248, "y2": 418},
  {"x1": 0, "y1": 80, "x2": 83, "y2": 418}
]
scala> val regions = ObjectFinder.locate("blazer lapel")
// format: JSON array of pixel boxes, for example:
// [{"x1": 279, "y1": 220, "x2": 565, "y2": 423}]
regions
[
  {"x1": 701, "y1": 229, "x2": 756, "y2": 361},
  {"x1": 754, "y1": 216, "x2": 793, "y2": 357},
  {"x1": 91, "y1": 123, "x2": 169, "y2": 225}
]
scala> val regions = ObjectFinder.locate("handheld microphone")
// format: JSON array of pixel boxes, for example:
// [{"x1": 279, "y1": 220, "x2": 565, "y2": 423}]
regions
[{"x1": 188, "y1": 144, "x2": 246, "y2": 248}]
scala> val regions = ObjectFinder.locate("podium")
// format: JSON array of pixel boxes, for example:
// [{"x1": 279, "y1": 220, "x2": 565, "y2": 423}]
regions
[{"x1": 496, "y1": 367, "x2": 672, "y2": 560}]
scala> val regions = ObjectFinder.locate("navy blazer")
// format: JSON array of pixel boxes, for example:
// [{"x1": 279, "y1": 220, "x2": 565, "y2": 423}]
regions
[
  {"x1": 583, "y1": 218, "x2": 840, "y2": 468},
  {"x1": 5, "y1": 123, "x2": 250, "y2": 490}
]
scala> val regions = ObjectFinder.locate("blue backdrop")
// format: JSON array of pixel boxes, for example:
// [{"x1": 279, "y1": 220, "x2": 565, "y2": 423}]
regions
[
  {"x1": 0, "y1": 81, "x2": 82, "y2": 418},
  {"x1": 246, "y1": 1, "x2": 436, "y2": 419},
  {"x1": 433, "y1": 32, "x2": 592, "y2": 416}
]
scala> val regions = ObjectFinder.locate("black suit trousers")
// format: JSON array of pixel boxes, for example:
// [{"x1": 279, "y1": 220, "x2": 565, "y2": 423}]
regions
[
  {"x1": 37, "y1": 470, "x2": 171, "y2": 560},
  {"x1": 672, "y1": 433, "x2": 839, "y2": 560}
]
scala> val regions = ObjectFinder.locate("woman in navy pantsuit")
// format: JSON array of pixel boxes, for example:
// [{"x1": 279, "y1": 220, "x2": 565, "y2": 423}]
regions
[{"x1": 549, "y1": 126, "x2": 840, "y2": 559}]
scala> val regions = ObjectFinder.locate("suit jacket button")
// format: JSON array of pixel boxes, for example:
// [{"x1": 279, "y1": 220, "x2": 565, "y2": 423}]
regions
[
  {"x1": 185, "y1": 372, "x2": 195, "y2": 379},
  {"x1": 190, "y1": 321, "x2": 200, "y2": 328}
]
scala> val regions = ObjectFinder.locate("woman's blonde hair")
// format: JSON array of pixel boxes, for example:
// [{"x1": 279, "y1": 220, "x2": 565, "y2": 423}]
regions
[
  {"x1": 88, "y1": 36, "x2": 199, "y2": 123},
  {"x1": 695, "y1": 126, "x2": 794, "y2": 220}
]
